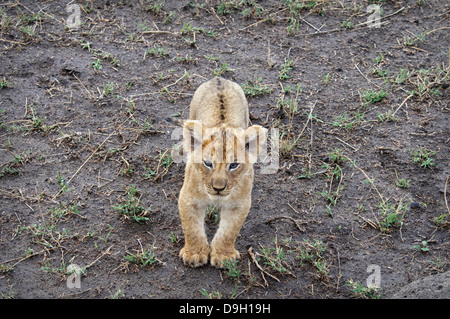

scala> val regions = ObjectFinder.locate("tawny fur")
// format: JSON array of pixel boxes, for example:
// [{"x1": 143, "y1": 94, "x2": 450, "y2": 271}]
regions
[{"x1": 178, "y1": 77, "x2": 267, "y2": 268}]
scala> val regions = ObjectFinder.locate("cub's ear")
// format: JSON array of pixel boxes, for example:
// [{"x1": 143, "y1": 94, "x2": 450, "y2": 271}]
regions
[
  {"x1": 183, "y1": 120, "x2": 204, "y2": 154},
  {"x1": 244, "y1": 125, "x2": 268, "y2": 163}
]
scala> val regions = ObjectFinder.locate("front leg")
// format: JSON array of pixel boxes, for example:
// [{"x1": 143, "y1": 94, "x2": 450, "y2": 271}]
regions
[
  {"x1": 178, "y1": 201, "x2": 209, "y2": 267},
  {"x1": 210, "y1": 205, "x2": 250, "y2": 268}
]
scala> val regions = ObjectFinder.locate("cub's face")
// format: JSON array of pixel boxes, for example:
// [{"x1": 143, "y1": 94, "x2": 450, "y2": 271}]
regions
[{"x1": 183, "y1": 121, "x2": 267, "y2": 197}]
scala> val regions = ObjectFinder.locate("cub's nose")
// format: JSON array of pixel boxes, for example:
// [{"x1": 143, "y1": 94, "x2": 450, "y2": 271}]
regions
[
  {"x1": 211, "y1": 178, "x2": 227, "y2": 194},
  {"x1": 212, "y1": 185, "x2": 226, "y2": 193}
]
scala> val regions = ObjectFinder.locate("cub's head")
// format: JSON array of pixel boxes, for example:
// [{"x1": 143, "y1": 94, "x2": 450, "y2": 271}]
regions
[{"x1": 183, "y1": 120, "x2": 267, "y2": 197}]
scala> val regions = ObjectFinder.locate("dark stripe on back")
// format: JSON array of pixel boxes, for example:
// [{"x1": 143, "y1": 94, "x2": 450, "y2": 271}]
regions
[{"x1": 218, "y1": 93, "x2": 225, "y2": 121}]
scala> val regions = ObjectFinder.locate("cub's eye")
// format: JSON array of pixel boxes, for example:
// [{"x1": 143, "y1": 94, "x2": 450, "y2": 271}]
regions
[
  {"x1": 228, "y1": 163, "x2": 239, "y2": 170},
  {"x1": 203, "y1": 160, "x2": 213, "y2": 169}
]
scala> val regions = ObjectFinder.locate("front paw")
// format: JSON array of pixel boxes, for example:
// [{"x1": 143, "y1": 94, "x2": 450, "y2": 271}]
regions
[
  {"x1": 210, "y1": 246, "x2": 240, "y2": 268},
  {"x1": 179, "y1": 246, "x2": 209, "y2": 267}
]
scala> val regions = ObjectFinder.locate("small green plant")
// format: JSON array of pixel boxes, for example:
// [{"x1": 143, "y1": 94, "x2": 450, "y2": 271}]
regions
[
  {"x1": 174, "y1": 54, "x2": 196, "y2": 64},
  {"x1": 124, "y1": 248, "x2": 158, "y2": 267},
  {"x1": 328, "y1": 148, "x2": 347, "y2": 164},
  {"x1": 285, "y1": 15, "x2": 300, "y2": 33},
  {"x1": 435, "y1": 213, "x2": 449, "y2": 227},
  {"x1": 164, "y1": 12, "x2": 175, "y2": 24},
  {"x1": 114, "y1": 185, "x2": 151, "y2": 223},
  {"x1": 204, "y1": 54, "x2": 220, "y2": 62},
  {"x1": 241, "y1": 77, "x2": 272, "y2": 97},
  {"x1": 100, "y1": 51, "x2": 120, "y2": 67},
  {"x1": 23, "y1": 247, "x2": 34, "y2": 257},
  {"x1": 126, "y1": 32, "x2": 139, "y2": 42},
  {"x1": 396, "y1": 178, "x2": 411, "y2": 189},
  {"x1": 279, "y1": 59, "x2": 294, "y2": 80},
  {"x1": 28, "y1": 107, "x2": 48, "y2": 132},
  {"x1": 56, "y1": 171, "x2": 73, "y2": 193},
  {"x1": 332, "y1": 111, "x2": 365, "y2": 130},
  {"x1": 143, "y1": 167, "x2": 156, "y2": 179},
  {"x1": 0, "y1": 263, "x2": 14, "y2": 274},
  {"x1": 403, "y1": 31, "x2": 428, "y2": 47},
  {"x1": 278, "y1": 128, "x2": 303, "y2": 157},
  {"x1": 108, "y1": 289, "x2": 125, "y2": 299},
  {"x1": 374, "y1": 53, "x2": 385, "y2": 64},
  {"x1": 323, "y1": 205, "x2": 333, "y2": 217},
  {"x1": 169, "y1": 231, "x2": 179, "y2": 243},
  {"x1": 91, "y1": 58, "x2": 102, "y2": 70},
  {"x1": 319, "y1": 149, "x2": 346, "y2": 209},
  {"x1": 102, "y1": 82, "x2": 115, "y2": 97},
  {"x1": 20, "y1": 25, "x2": 35, "y2": 39},
  {"x1": 0, "y1": 78, "x2": 12, "y2": 88},
  {"x1": 141, "y1": 0, "x2": 164, "y2": 14},
  {"x1": 426, "y1": 253, "x2": 447, "y2": 270},
  {"x1": 206, "y1": 205, "x2": 219, "y2": 224},
  {"x1": 297, "y1": 238, "x2": 329, "y2": 278},
  {"x1": 413, "y1": 241, "x2": 429, "y2": 252},
  {"x1": 120, "y1": 159, "x2": 134, "y2": 176},
  {"x1": 1, "y1": 285, "x2": 14, "y2": 299},
  {"x1": 180, "y1": 22, "x2": 196, "y2": 34},
  {"x1": 340, "y1": 20, "x2": 354, "y2": 29},
  {"x1": 298, "y1": 167, "x2": 314, "y2": 179},
  {"x1": 297, "y1": 239, "x2": 325, "y2": 263},
  {"x1": 146, "y1": 44, "x2": 169, "y2": 58},
  {"x1": 403, "y1": 65, "x2": 449, "y2": 99},
  {"x1": 319, "y1": 189, "x2": 338, "y2": 206},
  {"x1": 284, "y1": 0, "x2": 323, "y2": 33},
  {"x1": 96, "y1": 224, "x2": 114, "y2": 246},
  {"x1": 417, "y1": 0, "x2": 425, "y2": 6},
  {"x1": 377, "y1": 200, "x2": 407, "y2": 233},
  {"x1": 145, "y1": 148, "x2": 174, "y2": 181},
  {"x1": 80, "y1": 40, "x2": 92, "y2": 51},
  {"x1": 403, "y1": 35, "x2": 415, "y2": 47},
  {"x1": 0, "y1": 165, "x2": 21, "y2": 177},
  {"x1": 395, "y1": 68, "x2": 410, "y2": 84},
  {"x1": 222, "y1": 259, "x2": 241, "y2": 281},
  {"x1": 50, "y1": 202, "x2": 82, "y2": 221},
  {"x1": 41, "y1": 260, "x2": 72, "y2": 275},
  {"x1": 137, "y1": 22, "x2": 152, "y2": 32},
  {"x1": 158, "y1": 150, "x2": 172, "y2": 168},
  {"x1": 200, "y1": 288, "x2": 222, "y2": 299},
  {"x1": 139, "y1": 119, "x2": 153, "y2": 134},
  {"x1": 362, "y1": 89, "x2": 387, "y2": 106},
  {"x1": 181, "y1": 22, "x2": 216, "y2": 45},
  {"x1": 216, "y1": 1, "x2": 234, "y2": 15},
  {"x1": 345, "y1": 279, "x2": 383, "y2": 299},
  {"x1": 240, "y1": 2, "x2": 267, "y2": 19},
  {"x1": 410, "y1": 146, "x2": 436, "y2": 169},
  {"x1": 377, "y1": 110, "x2": 397, "y2": 122},
  {"x1": 213, "y1": 62, "x2": 232, "y2": 76},
  {"x1": 260, "y1": 236, "x2": 291, "y2": 274},
  {"x1": 25, "y1": 222, "x2": 74, "y2": 251}
]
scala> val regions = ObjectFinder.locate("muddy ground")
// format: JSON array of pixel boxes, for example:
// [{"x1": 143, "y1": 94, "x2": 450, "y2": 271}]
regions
[{"x1": 0, "y1": 0, "x2": 449, "y2": 299}]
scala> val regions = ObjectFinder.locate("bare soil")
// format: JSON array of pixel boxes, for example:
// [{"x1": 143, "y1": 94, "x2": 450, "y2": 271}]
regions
[{"x1": 0, "y1": 0, "x2": 449, "y2": 299}]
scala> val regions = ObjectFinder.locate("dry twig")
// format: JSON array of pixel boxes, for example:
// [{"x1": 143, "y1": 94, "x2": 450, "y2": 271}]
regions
[
  {"x1": 266, "y1": 214, "x2": 307, "y2": 232},
  {"x1": 247, "y1": 247, "x2": 280, "y2": 286}
]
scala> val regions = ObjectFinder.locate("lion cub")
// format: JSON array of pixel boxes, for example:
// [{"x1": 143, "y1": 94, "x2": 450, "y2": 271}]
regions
[{"x1": 178, "y1": 77, "x2": 267, "y2": 268}]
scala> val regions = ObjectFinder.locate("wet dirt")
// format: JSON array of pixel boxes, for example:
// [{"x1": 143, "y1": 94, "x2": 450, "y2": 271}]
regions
[{"x1": 0, "y1": 0, "x2": 449, "y2": 299}]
